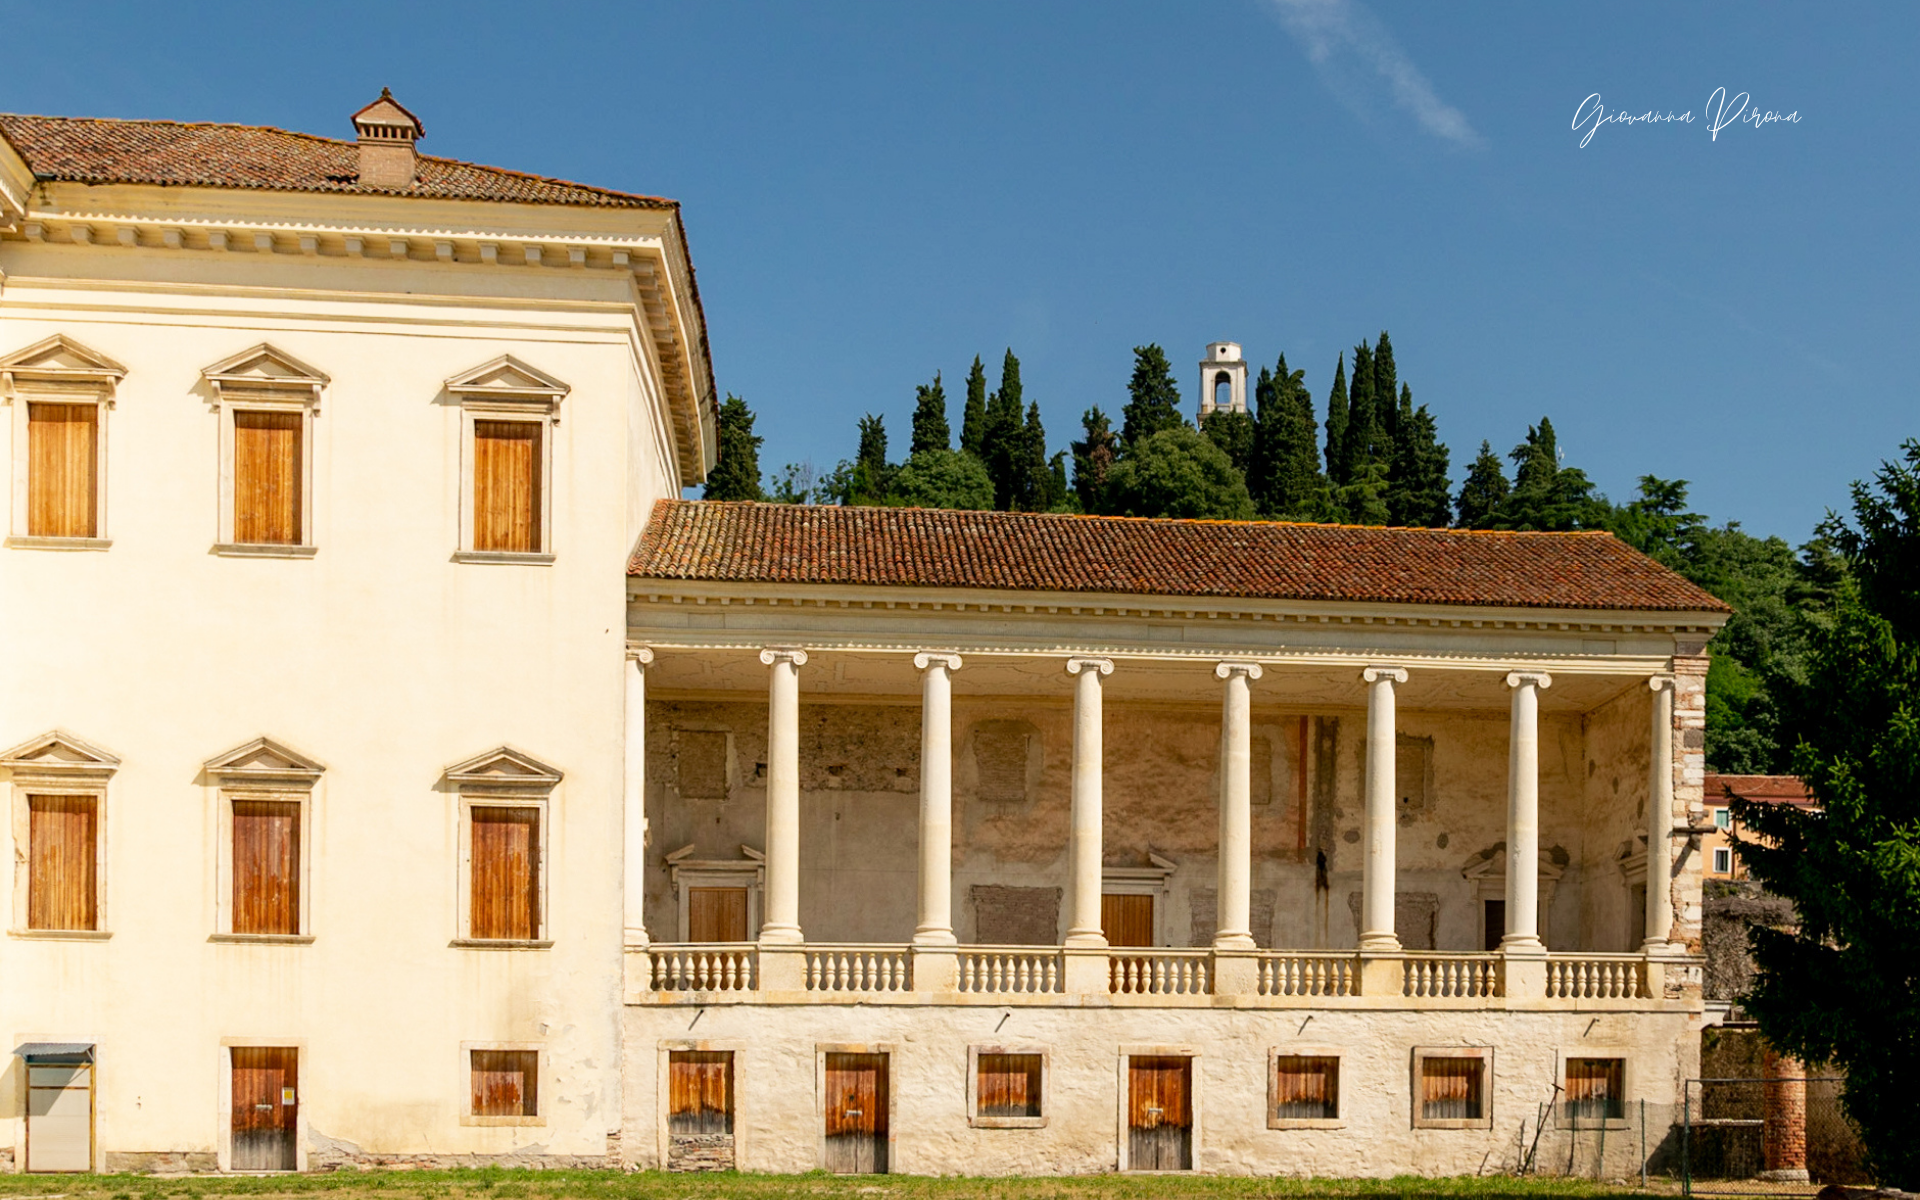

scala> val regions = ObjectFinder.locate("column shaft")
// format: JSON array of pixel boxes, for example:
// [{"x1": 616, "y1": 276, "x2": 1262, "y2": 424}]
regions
[
  {"x1": 1360, "y1": 667, "x2": 1406, "y2": 952},
  {"x1": 759, "y1": 648, "x2": 807, "y2": 945},
  {"x1": 1214, "y1": 662, "x2": 1261, "y2": 949},
  {"x1": 1646, "y1": 677, "x2": 1677, "y2": 949},
  {"x1": 622, "y1": 647, "x2": 653, "y2": 946},
  {"x1": 1065, "y1": 658, "x2": 1112, "y2": 948},
  {"x1": 913, "y1": 653, "x2": 960, "y2": 946},
  {"x1": 1503, "y1": 671, "x2": 1550, "y2": 952}
]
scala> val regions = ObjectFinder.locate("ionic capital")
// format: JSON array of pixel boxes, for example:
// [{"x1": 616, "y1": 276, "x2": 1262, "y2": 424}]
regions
[
  {"x1": 1361, "y1": 665, "x2": 1408, "y2": 685},
  {"x1": 625, "y1": 643, "x2": 654, "y2": 665},
  {"x1": 1648, "y1": 674, "x2": 1677, "y2": 693},
  {"x1": 913, "y1": 651, "x2": 963, "y2": 672},
  {"x1": 759, "y1": 646, "x2": 809, "y2": 667},
  {"x1": 1215, "y1": 661, "x2": 1264, "y2": 681},
  {"x1": 1505, "y1": 670, "x2": 1552, "y2": 690},
  {"x1": 1065, "y1": 656, "x2": 1114, "y2": 677}
]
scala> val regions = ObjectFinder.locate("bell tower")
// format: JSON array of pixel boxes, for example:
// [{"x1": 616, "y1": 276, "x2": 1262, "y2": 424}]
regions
[{"x1": 1199, "y1": 341, "x2": 1247, "y2": 417}]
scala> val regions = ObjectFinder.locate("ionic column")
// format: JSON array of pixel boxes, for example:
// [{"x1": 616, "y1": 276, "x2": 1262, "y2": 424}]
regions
[
  {"x1": 1502, "y1": 671, "x2": 1552, "y2": 954},
  {"x1": 1360, "y1": 666, "x2": 1407, "y2": 953},
  {"x1": 912, "y1": 652, "x2": 962, "y2": 947},
  {"x1": 1214, "y1": 661, "x2": 1263, "y2": 950},
  {"x1": 1064, "y1": 657, "x2": 1113, "y2": 949},
  {"x1": 1646, "y1": 676, "x2": 1677, "y2": 950},
  {"x1": 758, "y1": 647, "x2": 808, "y2": 946},
  {"x1": 622, "y1": 645, "x2": 654, "y2": 947}
]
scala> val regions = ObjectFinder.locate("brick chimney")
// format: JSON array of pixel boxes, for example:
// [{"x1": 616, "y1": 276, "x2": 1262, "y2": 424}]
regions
[{"x1": 351, "y1": 88, "x2": 424, "y2": 189}]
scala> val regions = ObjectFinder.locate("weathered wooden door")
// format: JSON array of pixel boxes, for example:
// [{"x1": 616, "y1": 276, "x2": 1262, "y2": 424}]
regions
[
  {"x1": 688, "y1": 887, "x2": 748, "y2": 942},
  {"x1": 1102, "y1": 893, "x2": 1154, "y2": 947},
  {"x1": 1127, "y1": 1055, "x2": 1192, "y2": 1171},
  {"x1": 823, "y1": 1053, "x2": 888, "y2": 1174},
  {"x1": 25, "y1": 1063, "x2": 91, "y2": 1172},
  {"x1": 231, "y1": 1047, "x2": 298, "y2": 1171}
]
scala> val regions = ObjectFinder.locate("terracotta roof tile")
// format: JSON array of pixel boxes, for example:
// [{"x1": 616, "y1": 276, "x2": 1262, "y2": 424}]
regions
[
  {"x1": 1705, "y1": 775, "x2": 1815, "y2": 807},
  {"x1": 0, "y1": 113, "x2": 674, "y2": 209},
  {"x1": 629, "y1": 501, "x2": 1733, "y2": 613}
]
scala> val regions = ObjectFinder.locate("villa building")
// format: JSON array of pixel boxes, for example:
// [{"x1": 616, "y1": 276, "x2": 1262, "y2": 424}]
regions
[{"x1": 4, "y1": 97, "x2": 1729, "y2": 1178}]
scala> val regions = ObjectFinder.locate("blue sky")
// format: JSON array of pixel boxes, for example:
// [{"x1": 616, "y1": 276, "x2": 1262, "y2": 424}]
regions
[{"x1": 5, "y1": 1, "x2": 1912, "y2": 540}]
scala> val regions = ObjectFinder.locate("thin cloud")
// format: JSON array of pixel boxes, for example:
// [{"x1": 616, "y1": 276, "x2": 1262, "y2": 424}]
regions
[{"x1": 1267, "y1": 0, "x2": 1483, "y2": 148}]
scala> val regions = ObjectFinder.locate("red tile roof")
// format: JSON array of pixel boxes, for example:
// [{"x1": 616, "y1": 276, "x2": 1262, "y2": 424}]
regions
[
  {"x1": 0, "y1": 113, "x2": 674, "y2": 209},
  {"x1": 629, "y1": 501, "x2": 1733, "y2": 613},
  {"x1": 1705, "y1": 775, "x2": 1815, "y2": 808}
]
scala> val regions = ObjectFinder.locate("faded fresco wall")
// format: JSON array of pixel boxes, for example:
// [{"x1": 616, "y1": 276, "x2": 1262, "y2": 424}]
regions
[{"x1": 1581, "y1": 685, "x2": 1656, "y2": 952}]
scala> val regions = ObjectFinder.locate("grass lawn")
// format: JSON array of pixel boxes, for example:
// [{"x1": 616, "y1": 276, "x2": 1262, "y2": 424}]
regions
[{"x1": 0, "y1": 1171, "x2": 1680, "y2": 1200}]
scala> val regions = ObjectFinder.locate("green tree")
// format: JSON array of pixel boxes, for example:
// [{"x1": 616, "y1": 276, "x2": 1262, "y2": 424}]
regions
[
  {"x1": 1200, "y1": 408, "x2": 1256, "y2": 477},
  {"x1": 886, "y1": 448, "x2": 994, "y2": 510},
  {"x1": 1494, "y1": 418, "x2": 1605, "y2": 530},
  {"x1": 1323, "y1": 354, "x2": 1350, "y2": 486},
  {"x1": 1251, "y1": 355, "x2": 1326, "y2": 519},
  {"x1": 1120, "y1": 344, "x2": 1185, "y2": 446},
  {"x1": 1072, "y1": 407, "x2": 1118, "y2": 512},
  {"x1": 1455, "y1": 440, "x2": 1509, "y2": 527},
  {"x1": 770, "y1": 461, "x2": 817, "y2": 505},
  {"x1": 1735, "y1": 440, "x2": 1920, "y2": 1188},
  {"x1": 1100, "y1": 427, "x2": 1255, "y2": 520},
  {"x1": 832, "y1": 413, "x2": 892, "y2": 506},
  {"x1": 1384, "y1": 386, "x2": 1451, "y2": 527},
  {"x1": 982, "y1": 350, "x2": 1026, "y2": 509},
  {"x1": 702, "y1": 393, "x2": 766, "y2": 501},
  {"x1": 911, "y1": 372, "x2": 951, "y2": 456},
  {"x1": 1372, "y1": 330, "x2": 1400, "y2": 453},
  {"x1": 958, "y1": 356, "x2": 989, "y2": 460},
  {"x1": 1012, "y1": 399, "x2": 1051, "y2": 511},
  {"x1": 1341, "y1": 341, "x2": 1377, "y2": 485}
]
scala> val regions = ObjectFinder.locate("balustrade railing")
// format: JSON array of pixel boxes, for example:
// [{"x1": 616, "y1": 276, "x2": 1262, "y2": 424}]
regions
[
  {"x1": 806, "y1": 945, "x2": 912, "y2": 993},
  {"x1": 1257, "y1": 952, "x2": 1359, "y2": 997},
  {"x1": 648, "y1": 944, "x2": 757, "y2": 992},
  {"x1": 957, "y1": 947, "x2": 1064, "y2": 994},
  {"x1": 1110, "y1": 949, "x2": 1212, "y2": 996},
  {"x1": 1545, "y1": 953, "x2": 1648, "y2": 1000},
  {"x1": 1401, "y1": 953, "x2": 1502, "y2": 999}
]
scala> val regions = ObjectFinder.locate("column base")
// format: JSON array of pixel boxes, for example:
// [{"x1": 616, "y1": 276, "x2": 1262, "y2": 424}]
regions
[
  {"x1": 911, "y1": 929, "x2": 959, "y2": 948},
  {"x1": 1357, "y1": 932, "x2": 1403, "y2": 954},
  {"x1": 1212, "y1": 932, "x2": 1257, "y2": 952},
  {"x1": 1063, "y1": 947, "x2": 1112, "y2": 995},
  {"x1": 623, "y1": 927, "x2": 650, "y2": 949},
  {"x1": 1063, "y1": 930, "x2": 1109, "y2": 950},
  {"x1": 756, "y1": 945, "x2": 807, "y2": 990},
  {"x1": 1212, "y1": 950, "x2": 1259, "y2": 996},
  {"x1": 1357, "y1": 951, "x2": 1404, "y2": 998},
  {"x1": 1758, "y1": 1171, "x2": 1810, "y2": 1184},
  {"x1": 757, "y1": 925, "x2": 804, "y2": 947},
  {"x1": 1498, "y1": 934, "x2": 1546, "y2": 957},
  {"x1": 909, "y1": 946, "x2": 959, "y2": 993}
]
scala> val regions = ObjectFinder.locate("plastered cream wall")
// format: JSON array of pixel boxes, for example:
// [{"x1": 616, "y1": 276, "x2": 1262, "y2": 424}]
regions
[
  {"x1": 1, "y1": 221, "x2": 689, "y2": 1166},
  {"x1": 643, "y1": 698, "x2": 1632, "y2": 952},
  {"x1": 622, "y1": 1002, "x2": 1701, "y2": 1177}
]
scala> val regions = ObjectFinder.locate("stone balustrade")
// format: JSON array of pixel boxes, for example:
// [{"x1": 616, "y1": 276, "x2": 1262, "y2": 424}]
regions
[{"x1": 630, "y1": 943, "x2": 1695, "y2": 1008}]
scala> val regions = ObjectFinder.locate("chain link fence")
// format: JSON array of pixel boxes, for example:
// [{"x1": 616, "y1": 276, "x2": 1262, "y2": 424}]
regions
[{"x1": 1681, "y1": 1077, "x2": 1871, "y2": 1197}]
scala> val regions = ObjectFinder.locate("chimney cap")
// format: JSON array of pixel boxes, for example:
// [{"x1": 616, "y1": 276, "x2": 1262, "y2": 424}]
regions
[{"x1": 352, "y1": 87, "x2": 425, "y2": 143}]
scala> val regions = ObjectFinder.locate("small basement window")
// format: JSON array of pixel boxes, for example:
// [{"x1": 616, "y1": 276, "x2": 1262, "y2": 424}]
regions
[
  {"x1": 970, "y1": 1049, "x2": 1045, "y2": 1127},
  {"x1": 668, "y1": 1050, "x2": 734, "y2": 1135},
  {"x1": 1413, "y1": 1047, "x2": 1492, "y2": 1129},
  {"x1": 1271, "y1": 1054, "x2": 1339, "y2": 1125},
  {"x1": 1564, "y1": 1058, "x2": 1626, "y2": 1127},
  {"x1": 470, "y1": 1049, "x2": 538, "y2": 1119}
]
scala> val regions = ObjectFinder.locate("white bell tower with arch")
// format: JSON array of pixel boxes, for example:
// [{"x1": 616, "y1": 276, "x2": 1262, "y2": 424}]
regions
[{"x1": 1199, "y1": 341, "x2": 1247, "y2": 417}]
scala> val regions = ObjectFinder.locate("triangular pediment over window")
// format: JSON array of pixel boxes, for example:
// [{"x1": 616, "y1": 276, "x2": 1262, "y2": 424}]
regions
[
  {"x1": 445, "y1": 355, "x2": 570, "y2": 405},
  {"x1": 0, "y1": 334, "x2": 128, "y2": 394},
  {"x1": 200, "y1": 343, "x2": 330, "y2": 403},
  {"x1": 0, "y1": 729, "x2": 121, "y2": 780},
  {"x1": 205, "y1": 736, "x2": 326, "y2": 785},
  {"x1": 444, "y1": 745, "x2": 563, "y2": 790}
]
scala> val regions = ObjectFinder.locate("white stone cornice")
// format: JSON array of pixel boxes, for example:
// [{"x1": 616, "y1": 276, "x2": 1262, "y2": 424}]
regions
[
  {"x1": 1065, "y1": 656, "x2": 1113, "y2": 676},
  {"x1": 913, "y1": 651, "x2": 962, "y2": 671},
  {"x1": 1361, "y1": 665, "x2": 1408, "y2": 684},
  {"x1": 1214, "y1": 661, "x2": 1264, "y2": 681},
  {"x1": 1505, "y1": 670, "x2": 1553, "y2": 689},
  {"x1": 759, "y1": 646, "x2": 809, "y2": 667}
]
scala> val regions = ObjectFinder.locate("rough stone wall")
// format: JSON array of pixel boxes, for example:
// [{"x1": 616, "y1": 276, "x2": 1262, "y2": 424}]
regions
[
  {"x1": 1672, "y1": 656, "x2": 1711, "y2": 950},
  {"x1": 667, "y1": 1133, "x2": 735, "y2": 1171}
]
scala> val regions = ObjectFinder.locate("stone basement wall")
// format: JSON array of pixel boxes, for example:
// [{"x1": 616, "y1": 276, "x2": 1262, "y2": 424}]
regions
[
  {"x1": 306, "y1": 1132, "x2": 619, "y2": 1172},
  {"x1": 103, "y1": 1151, "x2": 219, "y2": 1172},
  {"x1": 667, "y1": 1133, "x2": 735, "y2": 1172}
]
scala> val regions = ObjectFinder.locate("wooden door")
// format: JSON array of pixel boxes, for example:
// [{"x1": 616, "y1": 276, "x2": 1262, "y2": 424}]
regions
[
  {"x1": 688, "y1": 887, "x2": 748, "y2": 942},
  {"x1": 231, "y1": 1047, "x2": 298, "y2": 1171},
  {"x1": 25, "y1": 1063, "x2": 91, "y2": 1172},
  {"x1": 1482, "y1": 899, "x2": 1506, "y2": 952},
  {"x1": 1102, "y1": 893, "x2": 1153, "y2": 946},
  {"x1": 823, "y1": 1053, "x2": 888, "y2": 1174},
  {"x1": 232, "y1": 800, "x2": 300, "y2": 936},
  {"x1": 1127, "y1": 1055, "x2": 1192, "y2": 1171},
  {"x1": 668, "y1": 1051, "x2": 734, "y2": 1135}
]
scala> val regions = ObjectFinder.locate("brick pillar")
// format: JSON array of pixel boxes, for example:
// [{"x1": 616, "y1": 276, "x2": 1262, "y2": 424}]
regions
[{"x1": 1760, "y1": 1045, "x2": 1810, "y2": 1182}]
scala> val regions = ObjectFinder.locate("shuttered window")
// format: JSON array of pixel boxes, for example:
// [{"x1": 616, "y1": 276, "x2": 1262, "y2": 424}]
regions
[
  {"x1": 668, "y1": 1050, "x2": 733, "y2": 1134},
  {"x1": 1273, "y1": 1055, "x2": 1339, "y2": 1121},
  {"x1": 471, "y1": 1049, "x2": 538, "y2": 1117},
  {"x1": 975, "y1": 1053, "x2": 1043, "y2": 1119},
  {"x1": 472, "y1": 420, "x2": 541, "y2": 553},
  {"x1": 688, "y1": 887, "x2": 748, "y2": 942},
  {"x1": 1420, "y1": 1056, "x2": 1485, "y2": 1121},
  {"x1": 1566, "y1": 1058, "x2": 1625, "y2": 1123},
  {"x1": 471, "y1": 806, "x2": 541, "y2": 940},
  {"x1": 27, "y1": 794, "x2": 98, "y2": 931},
  {"x1": 232, "y1": 799, "x2": 301, "y2": 935},
  {"x1": 232, "y1": 409, "x2": 302, "y2": 544},
  {"x1": 27, "y1": 403, "x2": 99, "y2": 538}
]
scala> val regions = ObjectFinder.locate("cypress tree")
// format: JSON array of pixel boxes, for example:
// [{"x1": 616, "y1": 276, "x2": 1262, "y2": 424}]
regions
[
  {"x1": 1201, "y1": 409, "x2": 1256, "y2": 478},
  {"x1": 1455, "y1": 440, "x2": 1510, "y2": 528},
  {"x1": 1323, "y1": 354, "x2": 1350, "y2": 486},
  {"x1": 1248, "y1": 364, "x2": 1279, "y2": 512},
  {"x1": 1262, "y1": 355, "x2": 1325, "y2": 519},
  {"x1": 1014, "y1": 400, "x2": 1050, "y2": 511},
  {"x1": 959, "y1": 356, "x2": 989, "y2": 460},
  {"x1": 844, "y1": 413, "x2": 892, "y2": 506},
  {"x1": 1072, "y1": 407, "x2": 1118, "y2": 513},
  {"x1": 982, "y1": 350, "x2": 1026, "y2": 510},
  {"x1": 1120, "y1": 344, "x2": 1185, "y2": 446},
  {"x1": 910, "y1": 371, "x2": 951, "y2": 456},
  {"x1": 1385, "y1": 387, "x2": 1451, "y2": 527},
  {"x1": 702, "y1": 394, "x2": 767, "y2": 501},
  {"x1": 1343, "y1": 341, "x2": 1376, "y2": 486},
  {"x1": 1372, "y1": 331, "x2": 1399, "y2": 453}
]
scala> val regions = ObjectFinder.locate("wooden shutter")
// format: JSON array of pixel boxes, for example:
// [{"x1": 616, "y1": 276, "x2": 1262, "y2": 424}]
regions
[
  {"x1": 233, "y1": 409, "x2": 302, "y2": 544},
  {"x1": 471, "y1": 806, "x2": 540, "y2": 940},
  {"x1": 1421, "y1": 1056, "x2": 1485, "y2": 1120},
  {"x1": 471, "y1": 1049, "x2": 538, "y2": 1117},
  {"x1": 1102, "y1": 893, "x2": 1154, "y2": 947},
  {"x1": 230, "y1": 1047, "x2": 298, "y2": 1171},
  {"x1": 28, "y1": 795, "x2": 98, "y2": 931},
  {"x1": 976, "y1": 1053, "x2": 1042, "y2": 1118},
  {"x1": 668, "y1": 1050, "x2": 733, "y2": 1134},
  {"x1": 688, "y1": 887, "x2": 748, "y2": 942},
  {"x1": 823, "y1": 1053, "x2": 888, "y2": 1174},
  {"x1": 1273, "y1": 1055, "x2": 1339, "y2": 1120},
  {"x1": 232, "y1": 799, "x2": 301, "y2": 935},
  {"x1": 473, "y1": 420, "x2": 541, "y2": 552},
  {"x1": 1566, "y1": 1058, "x2": 1624, "y2": 1122},
  {"x1": 27, "y1": 403, "x2": 98, "y2": 538}
]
